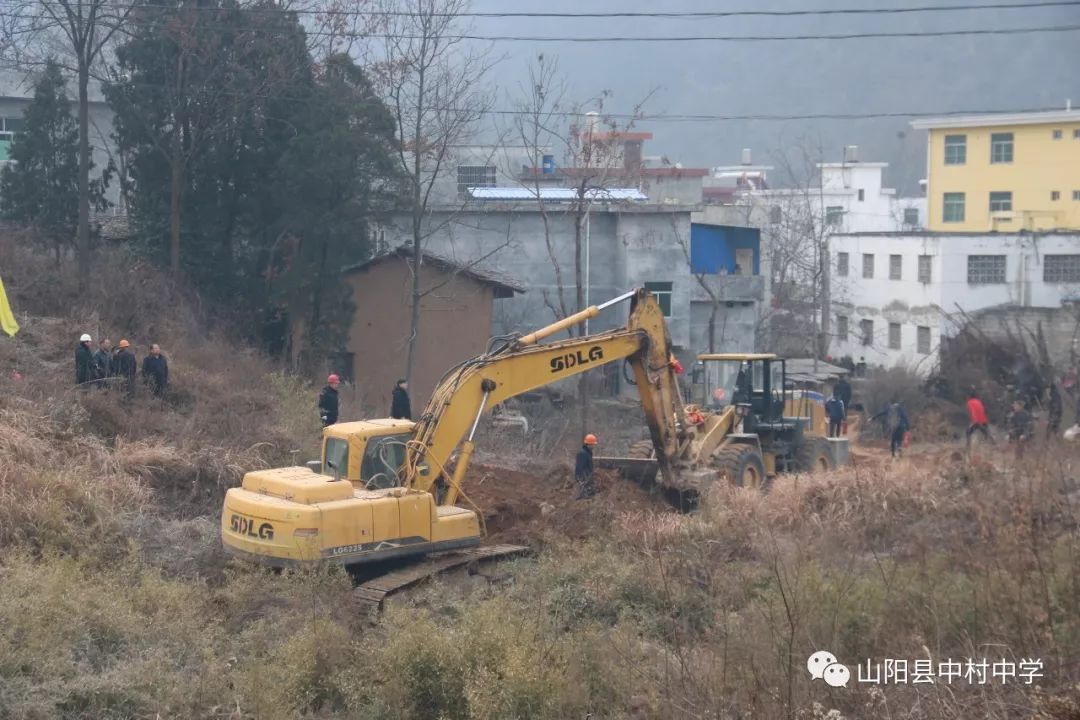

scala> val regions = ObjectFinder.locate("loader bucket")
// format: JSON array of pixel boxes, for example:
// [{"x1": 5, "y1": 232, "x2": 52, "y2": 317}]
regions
[{"x1": 595, "y1": 455, "x2": 659, "y2": 484}]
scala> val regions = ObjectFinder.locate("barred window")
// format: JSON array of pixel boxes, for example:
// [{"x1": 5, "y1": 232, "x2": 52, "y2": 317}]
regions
[
  {"x1": 457, "y1": 165, "x2": 496, "y2": 197},
  {"x1": 837, "y1": 252, "x2": 849, "y2": 277},
  {"x1": 967, "y1": 255, "x2": 1006, "y2": 284},
  {"x1": 1043, "y1": 255, "x2": 1080, "y2": 283},
  {"x1": 862, "y1": 253, "x2": 874, "y2": 279},
  {"x1": 917, "y1": 326, "x2": 931, "y2": 354},
  {"x1": 837, "y1": 315, "x2": 849, "y2": 341},
  {"x1": 918, "y1": 255, "x2": 932, "y2": 284},
  {"x1": 888, "y1": 323, "x2": 901, "y2": 350},
  {"x1": 889, "y1": 254, "x2": 902, "y2": 280}
]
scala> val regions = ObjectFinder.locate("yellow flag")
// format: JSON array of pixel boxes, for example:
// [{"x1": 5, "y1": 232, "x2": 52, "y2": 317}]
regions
[{"x1": 0, "y1": 274, "x2": 19, "y2": 336}]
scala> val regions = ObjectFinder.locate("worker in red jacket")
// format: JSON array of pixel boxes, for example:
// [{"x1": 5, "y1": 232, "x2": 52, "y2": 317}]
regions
[{"x1": 965, "y1": 388, "x2": 993, "y2": 452}]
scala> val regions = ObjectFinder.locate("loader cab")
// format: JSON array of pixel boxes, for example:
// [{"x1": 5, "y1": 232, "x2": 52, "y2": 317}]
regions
[
  {"x1": 699, "y1": 353, "x2": 787, "y2": 425},
  {"x1": 319, "y1": 419, "x2": 416, "y2": 489}
]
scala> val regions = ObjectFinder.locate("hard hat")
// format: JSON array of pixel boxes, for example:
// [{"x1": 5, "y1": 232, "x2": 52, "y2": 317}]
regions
[
  {"x1": 584, "y1": 433, "x2": 598, "y2": 446},
  {"x1": 327, "y1": 374, "x2": 340, "y2": 384},
  {"x1": 80, "y1": 333, "x2": 92, "y2": 342},
  {"x1": 118, "y1": 339, "x2": 130, "y2": 348}
]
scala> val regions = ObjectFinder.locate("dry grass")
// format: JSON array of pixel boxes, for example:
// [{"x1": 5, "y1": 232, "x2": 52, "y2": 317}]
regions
[{"x1": 3, "y1": 240, "x2": 1080, "y2": 719}]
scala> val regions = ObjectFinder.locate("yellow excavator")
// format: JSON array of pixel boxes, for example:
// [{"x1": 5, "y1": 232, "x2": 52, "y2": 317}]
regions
[{"x1": 221, "y1": 288, "x2": 846, "y2": 569}]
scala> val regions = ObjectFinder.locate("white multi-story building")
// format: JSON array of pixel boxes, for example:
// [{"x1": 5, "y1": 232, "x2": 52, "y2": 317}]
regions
[{"x1": 828, "y1": 231, "x2": 1080, "y2": 373}]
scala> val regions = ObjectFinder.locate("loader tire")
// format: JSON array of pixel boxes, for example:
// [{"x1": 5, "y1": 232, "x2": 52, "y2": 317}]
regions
[
  {"x1": 713, "y1": 444, "x2": 768, "y2": 491},
  {"x1": 628, "y1": 440, "x2": 655, "y2": 459},
  {"x1": 795, "y1": 437, "x2": 834, "y2": 474}
]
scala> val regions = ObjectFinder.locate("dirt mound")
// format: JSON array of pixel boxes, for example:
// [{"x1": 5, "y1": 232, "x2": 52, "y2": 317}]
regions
[{"x1": 463, "y1": 463, "x2": 674, "y2": 546}]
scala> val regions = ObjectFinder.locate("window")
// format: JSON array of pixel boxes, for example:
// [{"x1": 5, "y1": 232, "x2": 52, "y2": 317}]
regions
[
  {"x1": 857, "y1": 189, "x2": 865, "y2": 202},
  {"x1": 917, "y1": 326, "x2": 931, "y2": 354},
  {"x1": 456, "y1": 165, "x2": 496, "y2": 197},
  {"x1": 943, "y1": 192, "x2": 965, "y2": 223},
  {"x1": 836, "y1": 251, "x2": 849, "y2": 277},
  {"x1": 888, "y1": 323, "x2": 901, "y2": 350},
  {"x1": 769, "y1": 205, "x2": 782, "y2": 224},
  {"x1": 918, "y1": 255, "x2": 932, "y2": 284},
  {"x1": 889, "y1": 254, "x2": 902, "y2": 280},
  {"x1": 0, "y1": 117, "x2": 23, "y2": 161},
  {"x1": 644, "y1": 281, "x2": 673, "y2": 317},
  {"x1": 990, "y1": 132, "x2": 1013, "y2": 163},
  {"x1": 1074, "y1": 190, "x2": 1080, "y2": 201},
  {"x1": 944, "y1": 134, "x2": 966, "y2": 165},
  {"x1": 903, "y1": 207, "x2": 920, "y2": 226},
  {"x1": 322, "y1": 437, "x2": 349, "y2": 477},
  {"x1": 989, "y1": 191, "x2": 1012, "y2": 213},
  {"x1": 860, "y1": 319, "x2": 873, "y2": 347},
  {"x1": 825, "y1": 206, "x2": 844, "y2": 226},
  {"x1": 837, "y1": 315, "x2": 849, "y2": 342},
  {"x1": 967, "y1": 255, "x2": 1006, "y2": 284},
  {"x1": 1052, "y1": 191, "x2": 1061, "y2": 201},
  {"x1": 1044, "y1": 255, "x2": 1080, "y2": 283},
  {"x1": 360, "y1": 433, "x2": 411, "y2": 488},
  {"x1": 1075, "y1": 129, "x2": 1080, "y2": 139},
  {"x1": 1053, "y1": 129, "x2": 1064, "y2": 140}
]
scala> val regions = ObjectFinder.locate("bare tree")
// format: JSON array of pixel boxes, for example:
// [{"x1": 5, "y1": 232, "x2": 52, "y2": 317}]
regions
[
  {"x1": 751, "y1": 141, "x2": 836, "y2": 364},
  {"x1": 1, "y1": 0, "x2": 133, "y2": 289},
  {"x1": 511, "y1": 53, "x2": 652, "y2": 433},
  {"x1": 372, "y1": 0, "x2": 496, "y2": 386}
]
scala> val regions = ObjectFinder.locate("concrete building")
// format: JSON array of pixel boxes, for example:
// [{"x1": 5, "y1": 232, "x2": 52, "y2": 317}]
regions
[
  {"x1": 340, "y1": 248, "x2": 523, "y2": 410},
  {"x1": 828, "y1": 231, "x2": 1080, "y2": 373},
  {"x1": 912, "y1": 108, "x2": 1080, "y2": 232},
  {"x1": 0, "y1": 69, "x2": 123, "y2": 213}
]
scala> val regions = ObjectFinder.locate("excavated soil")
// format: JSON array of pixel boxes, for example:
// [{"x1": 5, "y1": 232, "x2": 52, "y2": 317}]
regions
[{"x1": 462, "y1": 463, "x2": 675, "y2": 546}]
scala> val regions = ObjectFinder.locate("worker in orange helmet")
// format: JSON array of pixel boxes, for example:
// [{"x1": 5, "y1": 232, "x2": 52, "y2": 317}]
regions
[
  {"x1": 319, "y1": 374, "x2": 340, "y2": 427},
  {"x1": 574, "y1": 433, "x2": 598, "y2": 500}
]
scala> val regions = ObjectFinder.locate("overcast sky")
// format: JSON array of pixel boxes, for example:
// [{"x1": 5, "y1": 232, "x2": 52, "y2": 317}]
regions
[{"x1": 468, "y1": 0, "x2": 1080, "y2": 192}]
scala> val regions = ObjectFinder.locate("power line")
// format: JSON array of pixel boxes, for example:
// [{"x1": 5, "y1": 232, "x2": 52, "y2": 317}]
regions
[
  {"x1": 2, "y1": 8, "x2": 1077, "y2": 43},
  {"x1": 388, "y1": 25, "x2": 1080, "y2": 42},
  {"x1": 4, "y1": 0, "x2": 1079, "y2": 19}
]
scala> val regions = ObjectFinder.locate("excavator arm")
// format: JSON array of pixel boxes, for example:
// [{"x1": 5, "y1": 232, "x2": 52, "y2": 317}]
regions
[{"x1": 403, "y1": 288, "x2": 686, "y2": 505}]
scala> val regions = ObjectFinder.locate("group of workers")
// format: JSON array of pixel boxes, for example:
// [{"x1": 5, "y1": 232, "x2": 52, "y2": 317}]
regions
[
  {"x1": 75, "y1": 333, "x2": 169, "y2": 398},
  {"x1": 317, "y1": 375, "x2": 412, "y2": 428}
]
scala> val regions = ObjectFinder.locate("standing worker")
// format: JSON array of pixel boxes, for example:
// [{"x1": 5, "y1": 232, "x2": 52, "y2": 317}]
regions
[
  {"x1": 574, "y1": 433, "x2": 598, "y2": 500},
  {"x1": 75, "y1": 333, "x2": 95, "y2": 387},
  {"x1": 93, "y1": 338, "x2": 113, "y2": 388},
  {"x1": 141, "y1": 343, "x2": 169, "y2": 398},
  {"x1": 319, "y1": 374, "x2": 340, "y2": 427},
  {"x1": 835, "y1": 373, "x2": 852, "y2": 433},
  {"x1": 871, "y1": 397, "x2": 910, "y2": 458},
  {"x1": 1047, "y1": 382, "x2": 1063, "y2": 438},
  {"x1": 824, "y1": 388, "x2": 845, "y2": 438},
  {"x1": 390, "y1": 378, "x2": 412, "y2": 420},
  {"x1": 1007, "y1": 399, "x2": 1033, "y2": 459},
  {"x1": 113, "y1": 339, "x2": 137, "y2": 398},
  {"x1": 965, "y1": 388, "x2": 993, "y2": 452}
]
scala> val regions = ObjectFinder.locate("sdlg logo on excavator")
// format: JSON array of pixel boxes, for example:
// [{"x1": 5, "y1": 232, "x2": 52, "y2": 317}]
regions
[
  {"x1": 550, "y1": 345, "x2": 604, "y2": 373},
  {"x1": 230, "y1": 514, "x2": 275, "y2": 540}
]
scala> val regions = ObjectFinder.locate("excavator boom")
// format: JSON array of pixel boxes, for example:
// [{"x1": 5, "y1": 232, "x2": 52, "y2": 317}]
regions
[{"x1": 405, "y1": 288, "x2": 685, "y2": 504}]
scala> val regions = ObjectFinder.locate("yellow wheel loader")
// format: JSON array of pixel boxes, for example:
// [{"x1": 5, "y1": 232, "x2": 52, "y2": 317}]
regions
[{"x1": 221, "y1": 288, "x2": 847, "y2": 569}]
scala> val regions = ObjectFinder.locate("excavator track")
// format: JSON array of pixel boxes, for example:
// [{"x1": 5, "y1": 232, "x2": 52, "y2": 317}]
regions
[{"x1": 353, "y1": 544, "x2": 529, "y2": 611}]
